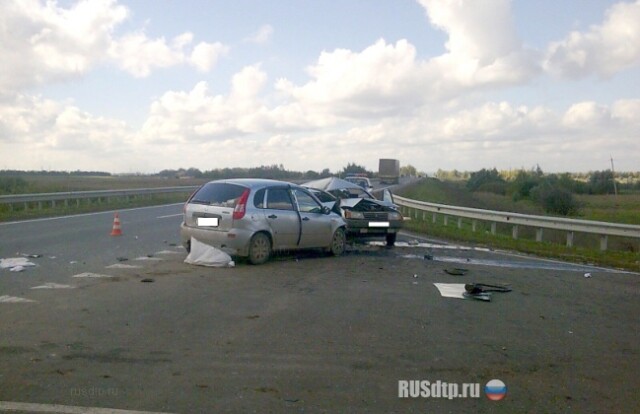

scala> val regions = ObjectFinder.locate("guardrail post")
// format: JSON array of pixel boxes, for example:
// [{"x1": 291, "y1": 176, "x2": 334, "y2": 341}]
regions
[
  {"x1": 600, "y1": 235, "x2": 608, "y2": 251},
  {"x1": 422, "y1": 211, "x2": 426, "y2": 221},
  {"x1": 432, "y1": 213, "x2": 436, "y2": 223},
  {"x1": 491, "y1": 222, "x2": 497, "y2": 235},
  {"x1": 472, "y1": 220, "x2": 477, "y2": 232},
  {"x1": 52, "y1": 200, "x2": 56, "y2": 208},
  {"x1": 64, "y1": 199, "x2": 68, "y2": 208},
  {"x1": 536, "y1": 228, "x2": 543, "y2": 242},
  {"x1": 24, "y1": 202, "x2": 27, "y2": 211},
  {"x1": 566, "y1": 232, "x2": 574, "y2": 248},
  {"x1": 443, "y1": 216, "x2": 448, "y2": 226},
  {"x1": 76, "y1": 199, "x2": 80, "y2": 207},
  {"x1": 414, "y1": 209, "x2": 418, "y2": 219},
  {"x1": 512, "y1": 225, "x2": 519, "y2": 240},
  {"x1": 457, "y1": 218, "x2": 462, "y2": 229}
]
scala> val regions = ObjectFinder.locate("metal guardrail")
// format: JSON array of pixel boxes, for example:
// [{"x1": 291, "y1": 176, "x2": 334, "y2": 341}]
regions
[
  {"x1": 394, "y1": 195, "x2": 640, "y2": 251},
  {"x1": 0, "y1": 186, "x2": 199, "y2": 209}
]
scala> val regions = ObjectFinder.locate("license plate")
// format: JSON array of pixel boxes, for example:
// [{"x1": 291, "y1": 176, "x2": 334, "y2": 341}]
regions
[
  {"x1": 197, "y1": 217, "x2": 219, "y2": 227},
  {"x1": 369, "y1": 222, "x2": 390, "y2": 228}
]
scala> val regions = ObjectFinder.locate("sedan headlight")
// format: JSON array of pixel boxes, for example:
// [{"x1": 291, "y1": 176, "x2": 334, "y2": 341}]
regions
[
  {"x1": 388, "y1": 212, "x2": 402, "y2": 220},
  {"x1": 344, "y1": 210, "x2": 364, "y2": 219}
]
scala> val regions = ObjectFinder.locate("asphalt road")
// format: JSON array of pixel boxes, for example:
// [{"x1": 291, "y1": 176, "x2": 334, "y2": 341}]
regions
[{"x1": 1, "y1": 202, "x2": 638, "y2": 413}]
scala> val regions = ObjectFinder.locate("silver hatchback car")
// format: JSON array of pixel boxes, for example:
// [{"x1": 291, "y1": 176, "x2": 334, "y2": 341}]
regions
[{"x1": 180, "y1": 179, "x2": 347, "y2": 264}]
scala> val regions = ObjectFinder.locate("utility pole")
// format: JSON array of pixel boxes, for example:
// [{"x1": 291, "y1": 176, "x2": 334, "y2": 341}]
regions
[{"x1": 610, "y1": 155, "x2": 618, "y2": 197}]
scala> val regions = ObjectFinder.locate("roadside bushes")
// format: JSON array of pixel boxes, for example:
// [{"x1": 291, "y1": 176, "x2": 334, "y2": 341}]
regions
[
  {"x1": 530, "y1": 183, "x2": 580, "y2": 216},
  {"x1": 0, "y1": 177, "x2": 28, "y2": 195},
  {"x1": 465, "y1": 167, "x2": 581, "y2": 216}
]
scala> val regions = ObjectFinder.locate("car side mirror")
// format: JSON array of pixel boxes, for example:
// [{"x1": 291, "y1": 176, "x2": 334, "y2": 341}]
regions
[
  {"x1": 322, "y1": 206, "x2": 331, "y2": 214},
  {"x1": 382, "y1": 189, "x2": 394, "y2": 203}
]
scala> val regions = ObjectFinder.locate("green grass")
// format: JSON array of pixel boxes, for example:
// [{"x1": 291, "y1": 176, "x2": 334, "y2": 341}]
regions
[
  {"x1": 0, "y1": 175, "x2": 205, "y2": 222},
  {"x1": 397, "y1": 178, "x2": 640, "y2": 271},
  {"x1": 1, "y1": 175, "x2": 207, "y2": 194}
]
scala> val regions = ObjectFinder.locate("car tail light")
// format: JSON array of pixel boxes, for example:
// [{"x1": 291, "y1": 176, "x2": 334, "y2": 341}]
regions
[{"x1": 232, "y1": 189, "x2": 250, "y2": 220}]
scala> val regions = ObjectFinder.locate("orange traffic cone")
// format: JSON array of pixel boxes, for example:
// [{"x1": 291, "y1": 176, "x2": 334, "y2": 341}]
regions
[{"x1": 110, "y1": 212, "x2": 122, "y2": 236}]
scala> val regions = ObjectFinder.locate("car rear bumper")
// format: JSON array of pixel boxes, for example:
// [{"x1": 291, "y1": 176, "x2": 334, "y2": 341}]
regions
[{"x1": 180, "y1": 222, "x2": 253, "y2": 256}]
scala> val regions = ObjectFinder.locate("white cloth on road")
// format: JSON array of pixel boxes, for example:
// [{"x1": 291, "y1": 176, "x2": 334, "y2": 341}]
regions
[{"x1": 184, "y1": 237, "x2": 235, "y2": 268}]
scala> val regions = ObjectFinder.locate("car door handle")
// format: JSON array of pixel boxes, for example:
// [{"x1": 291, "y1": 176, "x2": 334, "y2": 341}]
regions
[
  {"x1": 268, "y1": 214, "x2": 278, "y2": 219},
  {"x1": 302, "y1": 217, "x2": 310, "y2": 221}
]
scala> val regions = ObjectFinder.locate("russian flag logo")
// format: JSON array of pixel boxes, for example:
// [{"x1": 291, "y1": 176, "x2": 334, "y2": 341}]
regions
[{"x1": 485, "y1": 379, "x2": 507, "y2": 401}]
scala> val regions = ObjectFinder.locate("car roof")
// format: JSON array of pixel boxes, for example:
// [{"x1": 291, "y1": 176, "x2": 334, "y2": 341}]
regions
[{"x1": 203, "y1": 178, "x2": 299, "y2": 190}]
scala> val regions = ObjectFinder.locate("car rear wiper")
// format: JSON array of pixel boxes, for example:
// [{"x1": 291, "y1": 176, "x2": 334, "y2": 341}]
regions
[{"x1": 189, "y1": 199, "x2": 211, "y2": 205}]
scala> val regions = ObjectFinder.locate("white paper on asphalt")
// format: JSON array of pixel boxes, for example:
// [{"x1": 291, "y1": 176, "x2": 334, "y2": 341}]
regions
[
  {"x1": 433, "y1": 283, "x2": 467, "y2": 299},
  {"x1": 0, "y1": 257, "x2": 37, "y2": 269}
]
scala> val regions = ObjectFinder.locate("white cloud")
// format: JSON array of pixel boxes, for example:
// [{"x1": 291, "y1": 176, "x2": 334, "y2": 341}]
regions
[
  {"x1": 273, "y1": 1, "x2": 539, "y2": 120},
  {"x1": 245, "y1": 24, "x2": 274, "y2": 44},
  {"x1": 107, "y1": 31, "x2": 190, "y2": 77},
  {"x1": 544, "y1": 0, "x2": 640, "y2": 78},
  {"x1": 0, "y1": 0, "x2": 229, "y2": 91},
  {"x1": 418, "y1": 0, "x2": 539, "y2": 86},
  {"x1": 0, "y1": 0, "x2": 128, "y2": 92},
  {"x1": 189, "y1": 42, "x2": 229, "y2": 72}
]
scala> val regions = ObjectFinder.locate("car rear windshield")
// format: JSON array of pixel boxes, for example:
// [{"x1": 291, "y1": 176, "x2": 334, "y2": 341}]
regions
[{"x1": 189, "y1": 183, "x2": 247, "y2": 207}]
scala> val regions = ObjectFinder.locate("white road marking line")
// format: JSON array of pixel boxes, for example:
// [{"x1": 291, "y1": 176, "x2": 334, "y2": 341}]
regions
[
  {"x1": 0, "y1": 203, "x2": 183, "y2": 226},
  {"x1": 31, "y1": 283, "x2": 75, "y2": 289},
  {"x1": 72, "y1": 272, "x2": 113, "y2": 278},
  {"x1": 154, "y1": 250, "x2": 181, "y2": 255},
  {"x1": 156, "y1": 213, "x2": 183, "y2": 219},
  {"x1": 0, "y1": 401, "x2": 176, "y2": 414},
  {"x1": 105, "y1": 264, "x2": 143, "y2": 269},
  {"x1": 0, "y1": 295, "x2": 36, "y2": 303},
  {"x1": 133, "y1": 257, "x2": 163, "y2": 261}
]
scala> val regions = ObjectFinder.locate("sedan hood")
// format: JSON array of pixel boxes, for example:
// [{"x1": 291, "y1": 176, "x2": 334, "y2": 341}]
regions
[{"x1": 339, "y1": 197, "x2": 398, "y2": 211}]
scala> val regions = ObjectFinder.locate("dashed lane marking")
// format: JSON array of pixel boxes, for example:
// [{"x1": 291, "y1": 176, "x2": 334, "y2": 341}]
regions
[
  {"x1": 72, "y1": 272, "x2": 113, "y2": 278},
  {"x1": 106, "y1": 264, "x2": 143, "y2": 269},
  {"x1": 31, "y1": 283, "x2": 75, "y2": 289},
  {"x1": 0, "y1": 295, "x2": 36, "y2": 303}
]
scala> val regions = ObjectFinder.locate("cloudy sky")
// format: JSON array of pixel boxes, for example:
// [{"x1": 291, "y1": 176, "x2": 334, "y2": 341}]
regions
[{"x1": 1, "y1": 0, "x2": 639, "y2": 174}]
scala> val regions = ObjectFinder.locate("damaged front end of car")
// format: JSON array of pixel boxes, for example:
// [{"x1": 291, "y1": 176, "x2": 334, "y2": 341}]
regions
[{"x1": 338, "y1": 197, "x2": 403, "y2": 246}]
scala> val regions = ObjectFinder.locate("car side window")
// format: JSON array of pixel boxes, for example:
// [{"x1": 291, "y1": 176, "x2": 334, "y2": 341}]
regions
[
  {"x1": 253, "y1": 188, "x2": 266, "y2": 209},
  {"x1": 293, "y1": 189, "x2": 322, "y2": 213},
  {"x1": 266, "y1": 188, "x2": 294, "y2": 211}
]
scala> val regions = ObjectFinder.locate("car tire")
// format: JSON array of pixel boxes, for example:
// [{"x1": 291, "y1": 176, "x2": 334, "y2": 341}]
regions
[
  {"x1": 386, "y1": 233, "x2": 397, "y2": 247},
  {"x1": 329, "y1": 227, "x2": 346, "y2": 256},
  {"x1": 248, "y1": 232, "x2": 271, "y2": 265}
]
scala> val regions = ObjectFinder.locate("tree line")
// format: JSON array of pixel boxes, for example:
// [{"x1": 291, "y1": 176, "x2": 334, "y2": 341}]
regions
[{"x1": 462, "y1": 167, "x2": 638, "y2": 216}]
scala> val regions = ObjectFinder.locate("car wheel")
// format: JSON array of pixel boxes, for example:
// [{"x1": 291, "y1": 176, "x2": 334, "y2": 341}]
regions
[
  {"x1": 248, "y1": 233, "x2": 271, "y2": 265},
  {"x1": 329, "y1": 228, "x2": 346, "y2": 256},
  {"x1": 386, "y1": 232, "x2": 397, "y2": 247}
]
